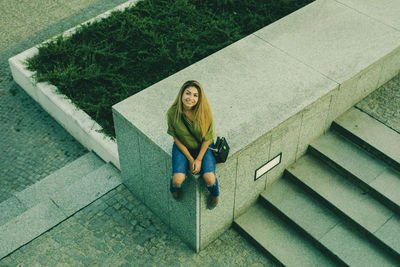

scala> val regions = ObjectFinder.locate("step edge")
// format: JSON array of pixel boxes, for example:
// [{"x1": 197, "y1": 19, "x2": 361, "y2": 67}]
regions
[
  {"x1": 331, "y1": 121, "x2": 400, "y2": 172},
  {"x1": 234, "y1": 203, "x2": 339, "y2": 266},
  {"x1": 308, "y1": 144, "x2": 400, "y2": 215},
  {"x1": 15, "y1": 152, "x2": 105, "y2": 209},
  {"x1": 49, "y1": 163, "x2": 122, "y2": 216},
  {"x1": 257, "y1": 194, "x2": 347, "y2": 266},
  {"x1": 284, "y1": 168, "x2": 400, "y2": 260}
]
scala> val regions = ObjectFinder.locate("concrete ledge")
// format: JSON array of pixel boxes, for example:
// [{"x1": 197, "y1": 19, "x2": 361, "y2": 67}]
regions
[
  {"x1": 113, "y1": 0, "x2": 400, "y2": 251},
  {"x1": 8, "y1": 0, "x2": 139, "y2": 170}
]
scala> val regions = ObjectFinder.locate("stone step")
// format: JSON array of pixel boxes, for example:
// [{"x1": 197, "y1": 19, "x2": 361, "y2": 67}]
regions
[
  {"x1": 15, "y1": 152, "x2": 104, "y2": 209},
  {"x1": 0, "y1": 197, "x2": 27, "y2": 227},
  {"x1": 260, "y1": 177, "x2": 398, "y2": 266},
  {"x1": 50, "y1": 163, "x2": 121, "y2": 217},
  {"x1": 0, "y1": 152, "x2": 103, "y2": 228},
  {"x1": 332, "y1": 107, "x2": 400, "y2": 171},
  {"x1": 0, "y1": 199, "x2": 66, "y2": 259},
  {"x1": 310, "y1": 131, "x2": 400, "y2": 214},
  {"x1": 233, "y1": 202, "x2": 338, "y2": 266},
  {"x1": 286, "y1": 154, "x2": 400, "y2": 259},
  {"x1": 0, "y1": 156, "x2": 122, "y2": 260}
]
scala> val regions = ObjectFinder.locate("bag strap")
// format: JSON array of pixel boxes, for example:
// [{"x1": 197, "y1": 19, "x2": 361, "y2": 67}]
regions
[
  {"x1": 181, "y1": 114, "x2": 202, "y2": 145},
  {"x1": 181, "y1": 114, "x2": 218, "y2": 152}
]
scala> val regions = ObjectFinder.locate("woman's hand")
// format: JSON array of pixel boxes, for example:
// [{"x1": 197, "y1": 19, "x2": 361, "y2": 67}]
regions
[
  {"x1": 189, "y1": 158, "x2": 195, "y2": 173},
  {"x1": 192, "y1": 158, "x2": 202, "y2": 174}
]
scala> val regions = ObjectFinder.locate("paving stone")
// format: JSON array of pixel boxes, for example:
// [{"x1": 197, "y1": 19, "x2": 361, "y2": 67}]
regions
[{"x1": 356, "y1": 73, "x2": 400, "y2": 133}]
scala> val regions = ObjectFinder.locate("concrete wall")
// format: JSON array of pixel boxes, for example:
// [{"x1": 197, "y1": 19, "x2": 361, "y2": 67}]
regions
[{"x1": 113, "y1": 0, "x2": 400, "y2": 251}]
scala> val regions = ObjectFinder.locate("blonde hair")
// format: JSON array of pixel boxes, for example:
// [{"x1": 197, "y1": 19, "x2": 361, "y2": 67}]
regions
[{"x1": 169, "y1": 80, "x2": 213, "y2": 137}]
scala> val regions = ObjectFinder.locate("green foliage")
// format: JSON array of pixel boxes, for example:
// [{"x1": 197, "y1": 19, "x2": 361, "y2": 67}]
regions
[{"x1": 26, "y1": 0, "x2": 314, "y2": 138}]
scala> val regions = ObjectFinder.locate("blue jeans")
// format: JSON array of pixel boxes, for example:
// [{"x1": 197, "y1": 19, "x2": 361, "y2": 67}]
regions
[{"x1": 170, "y1": 143, "x2": 219, "y2": 197}]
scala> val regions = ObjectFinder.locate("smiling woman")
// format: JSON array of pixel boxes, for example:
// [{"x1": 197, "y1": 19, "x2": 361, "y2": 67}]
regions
[{"x1": 166, "y1": 81, "x2": 219, "y2": 209}]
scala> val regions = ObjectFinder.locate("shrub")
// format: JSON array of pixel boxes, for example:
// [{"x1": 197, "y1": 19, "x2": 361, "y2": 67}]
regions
[{"x1": 27, "y1": 0, "x2": 314, "y2": 138}]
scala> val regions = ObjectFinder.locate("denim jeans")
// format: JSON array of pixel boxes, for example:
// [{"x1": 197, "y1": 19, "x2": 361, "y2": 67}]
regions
[{"x1": 170, "y1": 142, "x2": 219, "y2": 197}]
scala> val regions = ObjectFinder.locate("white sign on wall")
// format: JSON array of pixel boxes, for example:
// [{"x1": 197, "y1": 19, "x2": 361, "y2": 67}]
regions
[{"x1": 254, "y1": 153, "x2": 282, "y2": 181}]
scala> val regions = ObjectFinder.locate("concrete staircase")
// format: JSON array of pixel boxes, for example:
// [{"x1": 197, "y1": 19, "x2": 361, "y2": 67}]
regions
[
  {"x1": 234, "y1": 107, "x2": 400, "y2": 266},
  {"x1": 0, "y1": 152, "x2": 122, "y2": 260}
]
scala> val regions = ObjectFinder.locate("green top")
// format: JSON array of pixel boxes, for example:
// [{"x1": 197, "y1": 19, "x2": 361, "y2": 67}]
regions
[{"x1": 167, "y1": 106, "x2": 214, "y2": 150}]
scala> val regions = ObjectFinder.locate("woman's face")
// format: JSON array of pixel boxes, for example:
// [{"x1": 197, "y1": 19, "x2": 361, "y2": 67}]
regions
[{"x1": 182, "y1": 86, "x2": 199, "y2": 110}]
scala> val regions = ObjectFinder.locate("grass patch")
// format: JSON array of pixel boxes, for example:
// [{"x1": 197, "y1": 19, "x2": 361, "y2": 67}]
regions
[{"x1": 26, "y1": 0, "x2": 314, "y2": 138}]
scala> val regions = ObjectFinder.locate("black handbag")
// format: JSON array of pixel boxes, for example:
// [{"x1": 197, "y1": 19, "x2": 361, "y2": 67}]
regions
[
  {"x1": 209, "y1": 136, "x2": 230, "y2": 163},
  {"x1": 181, "y1": 115, "x2": 229, "y2": 163}
]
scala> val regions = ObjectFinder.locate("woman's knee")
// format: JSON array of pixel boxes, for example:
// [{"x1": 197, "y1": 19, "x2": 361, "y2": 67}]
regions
[
  {"x1": 172, "y1": 173, "x2": 186, "y2": 187},
  {"x1": 203, "y1": 172, "x2": 215, "y2": 186}
]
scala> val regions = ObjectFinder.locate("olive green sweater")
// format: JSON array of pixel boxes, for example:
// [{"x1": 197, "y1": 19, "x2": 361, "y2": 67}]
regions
[{"x1": 167, "y1": 106, "x2": 214, "y2": 150}]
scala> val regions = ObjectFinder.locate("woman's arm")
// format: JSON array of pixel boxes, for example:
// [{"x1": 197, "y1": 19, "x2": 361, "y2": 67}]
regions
[
  {"x1": 193, "y1": 139, "x2": 211, "y2": 174},
  {"x1": 174, "y1": 137, "x2": 195, "y2": 172}
]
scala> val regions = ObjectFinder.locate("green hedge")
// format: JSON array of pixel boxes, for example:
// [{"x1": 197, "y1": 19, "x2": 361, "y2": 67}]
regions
[{"x1": 27, "y1": 0, "x2": 314, "y2": 138}]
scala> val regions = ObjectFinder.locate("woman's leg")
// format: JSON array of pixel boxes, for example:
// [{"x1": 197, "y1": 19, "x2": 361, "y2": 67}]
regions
[
  {"x1": 201, "y1": 146, "x2": 219, "y2": 200},
  {"x1": 170, "y1": 143, "x2": 188, "y2": 195}
]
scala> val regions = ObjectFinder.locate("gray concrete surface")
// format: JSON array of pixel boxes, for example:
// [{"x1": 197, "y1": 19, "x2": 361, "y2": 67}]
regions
[{"x1": 0, "y1": 0, "x2": 399, "y2": 265}]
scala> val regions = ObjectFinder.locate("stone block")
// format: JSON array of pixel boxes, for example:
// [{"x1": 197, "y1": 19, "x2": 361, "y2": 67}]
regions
[
  {"x1": 234, "y1": 132, "x2": 271, "y2": 218},
  {"x1": 335, "y1": 0, "x2": 400, "y2": 30},
  {"x1": 199, "y1": 156, "x2": 237, "y2": 249},
  {"x1": 254, "y1": 0, "x2": 400, "y2": 84},
  {"x1": 356, "y1": 62, "x2": 382, "y2": 99},
  {"x1": 267, "y1": 113, "x2": 302, "y2": 187},
  {"x1": 296, "y1": 92, "x2": 333, "y2": 160},
  {"x1": 168, "y1": 170, "x2": 199, "y2": 251},
  {"x1": 113, "y1": 112, "x2": 144, "y2": 202},
  {"x1": 138, "y1": 133, "x2": 170, "y2": 225},
  {"x1": 377, "y1": 47, "x2": 400, "y2": 88}
]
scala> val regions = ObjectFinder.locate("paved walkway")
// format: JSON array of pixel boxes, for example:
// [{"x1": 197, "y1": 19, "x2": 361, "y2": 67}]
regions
[{"x1": 0, "y1": 0, "x2": 399, "y2": 266}]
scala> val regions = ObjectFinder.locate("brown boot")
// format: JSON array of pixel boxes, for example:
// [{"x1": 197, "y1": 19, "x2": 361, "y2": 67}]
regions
[
  {"x1": 172, "y1": 191, "x2": 180, "y2": 199},
  {"x1": 208, "y1": 196, "x2": 219, "y2": 210}
]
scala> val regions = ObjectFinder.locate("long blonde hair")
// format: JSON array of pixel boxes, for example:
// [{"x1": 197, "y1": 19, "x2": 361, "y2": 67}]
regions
[{"x1": 169, "y1": 80, "x2": 213, "y2": 137}]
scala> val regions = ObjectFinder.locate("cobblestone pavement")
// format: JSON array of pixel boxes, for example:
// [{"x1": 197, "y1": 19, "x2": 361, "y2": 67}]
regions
[
  {"x1": 356, "y1": 72, "x2": 400, "y2": 134},
  {"x1": 0, "y1": 184, "x2": 275, "y2": 267},
  {"x1": 0, "y1": 0, "x2": 128, "y2": 202}
]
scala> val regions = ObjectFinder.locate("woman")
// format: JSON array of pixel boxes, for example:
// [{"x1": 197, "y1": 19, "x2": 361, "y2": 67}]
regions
[{"x1": 167, "y1": 80, "x2": 219, "y2": 209}]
